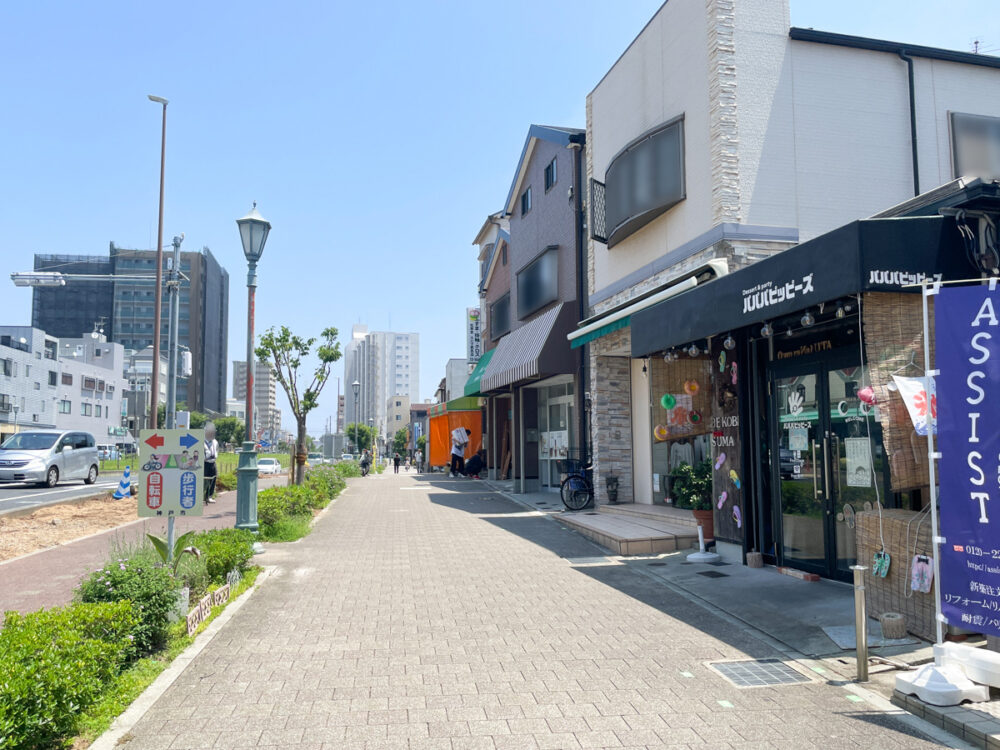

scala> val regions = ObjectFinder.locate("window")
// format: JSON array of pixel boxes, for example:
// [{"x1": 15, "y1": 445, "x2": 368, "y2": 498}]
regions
[
  {"x1": 501, "y1": 245, "x2": 508, "y2": 266},
  {"x1": 0, "y1": 394, "x2": 9, "y2": 412},
  {"x1": 25, "y1": 366, "x2": 30, "y2": 376},
  {"x1": 62, "y1": 373, "x2": 73, "y2": 386},
  {"x1": 520, "y1": 186, "x2": 532, "y2": 216},
  {"x1": 83, "y1": 376, "x2": 97, "y2": 391},
  {"x1": 33, "y1": 382, "x2": 40, "y2": 391},
  {"x1": 107, "y1": 383, "x2": 115, "y2": 394},
  {"x1": 491, "y1": 293, "x2": 511, "y2": 340},
  {"x1": 97, "y1": 380, "x2": 105, "y2": 392},
  {"x1": 58, "y1": 400, "x2": 71, "y2": 414},
  {"x1": 48, "y1": 371, "x2": 57, "y2": 387},
  {"x1": 544, "y1": 157, "x2": 557, "y2": 191},
  {"x1": 94, "y1": 348, "x2": 102, "y2": 358},
  {"x1": 2, "y1": 359, "x2": 14, "y2": 377},
  {"x1": 516, "y1": 246, "x2": 559, "y2": 319},
  {"x1": 81, "y1": 403, "x2": 92, "y2": 416}
]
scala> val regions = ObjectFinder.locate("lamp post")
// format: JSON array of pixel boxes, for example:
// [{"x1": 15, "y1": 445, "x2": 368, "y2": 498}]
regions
[
  {"x1": 235, "y1": 203, "x2": 271, "y2": 536},
  {"x1": 165, "y1": 234, "x2": 183, "y2": 429},
  {"x1": 352, "y1": 379, "x2": 360, "y2": 454},
  {"x1": 147, "y1": 94, "x2": 168, "y2": 429},
  {"x1": 368, "y1": 417, "x2": 374, "y2": 461},
  {"x1": 11, "y1": 403, "x2": 19, "y2": 435}
]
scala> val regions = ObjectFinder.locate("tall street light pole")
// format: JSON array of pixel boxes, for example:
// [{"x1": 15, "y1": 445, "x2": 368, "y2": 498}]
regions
[
  {"x1": 235, "y1": 203, "x2": 271, "y2": 537},
  {"x1": 147, "y1": 95, "x2": 168, "y2": 429},
  {"x1": 165, "y1": 234, "x2": 184, "y2": 429}
]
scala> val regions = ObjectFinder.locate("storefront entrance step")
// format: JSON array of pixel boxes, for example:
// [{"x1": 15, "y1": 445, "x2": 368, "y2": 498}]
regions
[
  {"x1": 557, "y1": 512, "x2": 698, "y2": 556},
  {"x1": 597, "y1": 502, "x2": 698, "y2": 528}
]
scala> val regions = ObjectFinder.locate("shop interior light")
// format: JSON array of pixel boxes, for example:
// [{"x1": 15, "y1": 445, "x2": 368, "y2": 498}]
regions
[
  {"x1": 785, "y1": 326, "x2": 794, "y2": 337},
  {"x1": 760, "y1": 323, "x2": 773, "y2": 338},
  {"x1": 687, "y1": 343, "x2": 701, "y2": 358},
  {"x1": 835, "y1": 303, "x2": 846, "y2": 319},
  {"x1": 801, "y1": 310, "x2": 815, "y2": 327},
  {"x1": 723, "y1": 334, "x2": 735, "y2": 350}
]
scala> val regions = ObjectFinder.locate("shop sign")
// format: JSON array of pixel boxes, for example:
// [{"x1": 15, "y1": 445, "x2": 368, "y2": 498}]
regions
[
  {"x1": 776, "y1": 340, "x2": 833, "y2": 360},
  {"x1": 936, "y1": 285, "x2": 1000, "y2": 637},
  {"x1": 868, "y1": 270, "x2": 942, "y2": 288},
  {"x1": 741, "y1": 273, "x2": 814, "y2": 314},
  {"x1": 467, "y1": 308, "x2": 482, "y2": 364}
]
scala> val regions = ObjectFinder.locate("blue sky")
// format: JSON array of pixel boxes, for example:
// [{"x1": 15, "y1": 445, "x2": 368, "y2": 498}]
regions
[{"x1": 2, "y1": 1, "x2": 997, "y2": 435}]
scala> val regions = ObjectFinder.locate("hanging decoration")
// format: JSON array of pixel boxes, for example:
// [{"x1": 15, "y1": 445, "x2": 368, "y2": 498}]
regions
[
  {"x1": 660, "y1": 393, "x2": 676, "y2": 410},
  {"x1": 891, "y1": 375, "x2": 937, "y2": 436},
  {"x1": 683, "y1": 379, "x2": 700, "y2": 396}
]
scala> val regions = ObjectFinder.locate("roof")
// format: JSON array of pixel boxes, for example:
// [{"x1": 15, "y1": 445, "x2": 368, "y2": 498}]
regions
[
  {"x1": 872, "y1": 177, "x2": 1000, "y2": 218},
  {"x1": 472, "y1": 211, "x2": 506, "y2": 247},
  {"x1": 479, "y1": 229, "x2": 509, "y2": 295},
  {"x1": 503, "y1": 125, "x2": 585, "y2": 216},
  {"x1": 789, "y1": 28, "x2": 1000, "y2": 70}
]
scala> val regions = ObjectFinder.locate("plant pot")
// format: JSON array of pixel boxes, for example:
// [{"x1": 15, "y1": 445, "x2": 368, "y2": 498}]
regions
[{"x1": 692, "y1": 509, "x2": 714, "y2": 541}]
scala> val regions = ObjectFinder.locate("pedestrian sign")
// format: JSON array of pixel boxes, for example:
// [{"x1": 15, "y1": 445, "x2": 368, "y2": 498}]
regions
[{"x1": 137, "y1": 429, "x2": 205, "y2": 518}]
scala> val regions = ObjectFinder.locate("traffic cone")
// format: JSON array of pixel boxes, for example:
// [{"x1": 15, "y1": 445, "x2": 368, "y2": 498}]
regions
[{"x1": 112, "y1": 466, "x2": 131, "y2": 500}]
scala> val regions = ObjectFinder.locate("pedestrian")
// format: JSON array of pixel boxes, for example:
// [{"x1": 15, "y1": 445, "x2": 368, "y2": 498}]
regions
[
  {"x1": 203, "y1": 422, "x2": 218, "y2": 504},
  {"x1": 360, "y1": 449, "x2": 371, "y2": 477},
  {"x1": 450, "y1": 427, "x2": 471, "y2": 477},
  {"x1": 393, "y1": 452, "x2": 401, "y2": 473}
]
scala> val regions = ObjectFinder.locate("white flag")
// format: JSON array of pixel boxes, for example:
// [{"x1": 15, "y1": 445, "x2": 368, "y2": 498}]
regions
[{"x1": 892, "y1": 375, "x2": 937, "y2": 436}]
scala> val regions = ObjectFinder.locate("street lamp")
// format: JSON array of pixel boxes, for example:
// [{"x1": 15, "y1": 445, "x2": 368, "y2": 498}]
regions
[
  {"x1": 235, "y1": 202, "x2": 271, "y2": 536},
  {"x1": 352, "y1": 379, "x2": 360, "y2": 453},
  {"x1": 11, "y1": 403, "x2": 19, "y2": 434},
  {"x1": 148, "y1": 94, "x2": 168, "y2": 429},
  {"x1": 368, "y1": 417, "x2": 374, "y2": 460}
]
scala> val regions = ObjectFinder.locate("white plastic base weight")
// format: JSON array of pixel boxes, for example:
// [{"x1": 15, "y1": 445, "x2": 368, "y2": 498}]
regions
[
  {"x1": 895, "y1": 663, "x2": 989, "y2": 706},
  {"x1": 687, "y1": 524, "x2": 721, "y2": 563}
]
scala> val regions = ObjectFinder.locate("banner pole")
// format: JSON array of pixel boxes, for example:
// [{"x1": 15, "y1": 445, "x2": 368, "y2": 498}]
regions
[{"x1": 921, "y1": 281, "x2": 945, "y2": 647}]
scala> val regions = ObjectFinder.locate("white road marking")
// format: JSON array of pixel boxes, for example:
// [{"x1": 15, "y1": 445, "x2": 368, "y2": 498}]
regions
[{"x1": 0, "y1": 482, "x2": 118, "y2": 503}]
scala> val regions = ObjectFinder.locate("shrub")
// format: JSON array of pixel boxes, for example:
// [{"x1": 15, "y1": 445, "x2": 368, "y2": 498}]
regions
[
  {"x1": 333, "y1": 461, "x2": 361, "y2": 479},
  {"x1": 668, "y1": 460, "x2": 713, "y2": 510},
  {"x1": 174, "y1": 552, "x2": 211, "y2": 600},
  {"x1": 215, "y1": 472, "x2": 237, "y2": 492},
  {"x1": 0, "y1": 601, "x2": 138, "y2": 749},
  {"x1": 190, "y1": 528, "x2": 255, "y2": 583},
  {"x1": 78, "y1": 554, "x2": 178, "y2": 655},
  {"x1": 257, "y1": 486, "x2": 312, "y2": 528}
]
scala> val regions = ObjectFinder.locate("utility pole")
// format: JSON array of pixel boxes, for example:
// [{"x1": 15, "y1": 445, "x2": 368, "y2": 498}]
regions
[{"x1": 165, "y1": 234, "x2": 184, "y2": 429}]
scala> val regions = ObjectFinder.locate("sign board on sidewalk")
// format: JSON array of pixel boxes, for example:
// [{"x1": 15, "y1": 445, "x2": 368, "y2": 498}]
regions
[
  {"x1": 137, "y1": 429, "x2": 205, "y2": 518},
  {"x1": 936, "y1": 285, "x2": 1000, "y2": 637}
]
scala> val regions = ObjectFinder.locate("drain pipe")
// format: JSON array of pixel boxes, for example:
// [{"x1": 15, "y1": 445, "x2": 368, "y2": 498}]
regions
[
  {"x1": 568, "y1": 133, "x2": 589, "y2": 471},
  {"x1": 898, "y1": 48, "x2": 920, "y2": 197}
]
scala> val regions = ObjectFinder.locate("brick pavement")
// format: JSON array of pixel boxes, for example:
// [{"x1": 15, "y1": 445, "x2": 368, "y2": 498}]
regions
[{"x1": 115, "y1": 471, "x2": 950, "y2": 750}]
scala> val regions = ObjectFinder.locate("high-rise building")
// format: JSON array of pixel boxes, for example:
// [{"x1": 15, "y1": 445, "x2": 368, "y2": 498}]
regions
[
  {"x1": 31, "y1": 244, "x2": 229, "y2": 413},
  {"x1": 232, "y1": 360, "x2": 281, "y2": 441},
  {"x1": 336, "y1": 394, "x2": 345, "y2": 433},
  {"x1": 343, "y1": 325, "x2": 419, "y2": 438}
]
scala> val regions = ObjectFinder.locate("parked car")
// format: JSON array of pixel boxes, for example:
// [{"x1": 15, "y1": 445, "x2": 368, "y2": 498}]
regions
[
  {"x1": 306, "y1": 452, "x2": 325, "y2": 466},
  {"x1": 97, "y1": 444, "x2": 120, "y2": 461},
  {"x1": 0, "y1": 430, "x2": 100, "y2": 488},
  {"x1": 340, "y1": 453, "x2": 354, "y2": 462},
  {"x1": 257, "y1": 457, "x2": 282, "y2": 475},
  {"x1": 779, "y1": 448, "x2": 804, "y2": 479}
]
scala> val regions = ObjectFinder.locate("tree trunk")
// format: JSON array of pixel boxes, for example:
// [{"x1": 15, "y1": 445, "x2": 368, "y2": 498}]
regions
[{"x1": 295, "y1": 418, "x2": 308, "y2": 485}]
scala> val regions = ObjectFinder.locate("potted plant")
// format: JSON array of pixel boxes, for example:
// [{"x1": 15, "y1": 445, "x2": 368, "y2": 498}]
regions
[{"x1": 669, "y1": 459, "x2": 714, "y2": 540}]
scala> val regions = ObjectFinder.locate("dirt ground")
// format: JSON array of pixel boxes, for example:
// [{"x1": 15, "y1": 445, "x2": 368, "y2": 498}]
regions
[{"x1": 0, "y1": 493, "x2": 137, "y2": 562}]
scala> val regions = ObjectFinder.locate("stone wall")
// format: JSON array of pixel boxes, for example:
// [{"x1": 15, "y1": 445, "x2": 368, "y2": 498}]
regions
[{"x1": 590, "y1": 327, "x2": 633, "y2": 504}]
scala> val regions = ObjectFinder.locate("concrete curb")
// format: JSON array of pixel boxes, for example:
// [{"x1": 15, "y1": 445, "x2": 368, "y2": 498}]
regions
[
  {"x1": 88, "y1": 565, "x2": 275, "y2": 750},
  {"x1": 892, "y1": 689, "x2": 1000, "y2": 749}
]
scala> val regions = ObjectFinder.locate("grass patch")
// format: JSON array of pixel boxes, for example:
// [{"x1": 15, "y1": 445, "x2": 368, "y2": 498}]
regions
[
  {"x1": 259, "y1": 514, "x2": 313, "y2": 543},
  {"x1": 71, "y1": 567, "x2": 262, "y2": 746}
]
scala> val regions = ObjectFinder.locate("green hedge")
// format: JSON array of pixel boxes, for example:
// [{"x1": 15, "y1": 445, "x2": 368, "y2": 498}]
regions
[
  {"x1": 190, "y1": 528, "x2": 255, "y2": 583},
  {"x1": 0, "y1": 601, "x2": 138, "y2": 749},
  {"x1": 78, "y1": 553, "x2": 178, "y2": 656},
  {"x1": 255, "y1": 466, "x2": 349, "y2": 541}
]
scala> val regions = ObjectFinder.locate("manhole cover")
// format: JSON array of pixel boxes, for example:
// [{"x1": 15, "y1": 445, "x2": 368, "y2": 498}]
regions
[
  {"x1": 708, "y1": 659, "x2": 812, "y2": 688},
  {"x1": 647, "y1": 562, "x2": 667, "y2": 567},
  {"x1": 586, "y1": 512, "x2": 599, "y2": 515},
  {"x1": 696, "y1": 570, "x2": 729, "y2": 578}
]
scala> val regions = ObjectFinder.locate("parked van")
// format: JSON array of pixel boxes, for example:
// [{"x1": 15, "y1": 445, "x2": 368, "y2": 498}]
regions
[
  {"x1": 0, "y1": 430, "x2": 100, "y2": 488},
  {"x1": 97, "y1": 444, "x2": 120, "y2": 461}
]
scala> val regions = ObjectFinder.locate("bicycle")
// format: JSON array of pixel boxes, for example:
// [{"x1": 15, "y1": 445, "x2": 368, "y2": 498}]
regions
[{"x1": 557, "y1": 454, "x2": 593, "y2": 511}]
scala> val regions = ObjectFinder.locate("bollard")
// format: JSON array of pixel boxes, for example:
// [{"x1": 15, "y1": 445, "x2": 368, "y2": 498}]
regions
[{"x1": 851, "y1": 564, "x2": 869, "y2": 682}]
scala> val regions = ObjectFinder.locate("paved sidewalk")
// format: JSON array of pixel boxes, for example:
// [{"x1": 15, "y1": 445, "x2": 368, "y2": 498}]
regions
[
  {"x1": 115, "y1": 471, "x2": 953, "y2": 750},
  {"x1": 0, "y1": 475, "x2": 287, "y2": 615}
]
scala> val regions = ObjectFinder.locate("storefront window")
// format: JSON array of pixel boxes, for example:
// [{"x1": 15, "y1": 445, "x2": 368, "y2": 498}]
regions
[
  {"x1": 649, "y1": 356, "x2": 713, "y2": 504},
  {"x1": 538, "y1": 381, "x2": 575, "y2": 488}
]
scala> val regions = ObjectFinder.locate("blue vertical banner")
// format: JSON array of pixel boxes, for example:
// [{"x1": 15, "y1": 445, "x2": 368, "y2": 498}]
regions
[{"x1": 937, "y1": 284, "x2": 1000, "y2": 637}]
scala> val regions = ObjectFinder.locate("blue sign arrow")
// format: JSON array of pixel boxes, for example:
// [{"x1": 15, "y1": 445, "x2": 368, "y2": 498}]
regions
[{"x1": 179, "y1": 433, "x2": 199, "y2": 449}]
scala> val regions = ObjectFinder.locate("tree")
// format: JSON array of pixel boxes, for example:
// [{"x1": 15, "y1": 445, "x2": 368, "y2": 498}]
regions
[
  {"x1": 392, "y1": 428, "x2": 408, "y2": 456},
  {"x1": 213, "y1": 416, "x2": 244, "y2": 448},
  {"x1": 256, "y1": 326, "x2": 342, "y2": 484},
  {"x1": 417, "y1": 434, "x2": 426, "y2": 455},
  {"x1": 346, "y1": 423, "x2": 374, "y2": 453}
]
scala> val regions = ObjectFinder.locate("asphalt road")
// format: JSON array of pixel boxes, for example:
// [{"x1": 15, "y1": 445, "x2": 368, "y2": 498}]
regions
[{"x1": 0, "y1": 477, "x2": 123, "y2": 516}]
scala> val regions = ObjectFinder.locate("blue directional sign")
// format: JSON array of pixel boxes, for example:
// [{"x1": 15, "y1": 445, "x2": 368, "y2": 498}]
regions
[{"x1": 179, "y1": 433, "x2": 199, "y2": 449}]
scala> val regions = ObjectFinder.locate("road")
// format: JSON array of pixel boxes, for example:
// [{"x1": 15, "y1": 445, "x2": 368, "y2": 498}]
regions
[{"x1": 0, "y1": 477, "x2": 122, "y2": 516}]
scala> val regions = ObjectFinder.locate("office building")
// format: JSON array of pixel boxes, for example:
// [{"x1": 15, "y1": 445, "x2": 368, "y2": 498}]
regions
[
  {"x1": 232, "y1": 360, "x2": 281, "y2": 441},
  {"x1": 343, "y1": 325, "x2": 420, "y2": 438}
]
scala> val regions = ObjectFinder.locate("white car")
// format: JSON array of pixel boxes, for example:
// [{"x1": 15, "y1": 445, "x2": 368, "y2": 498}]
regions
[{"x1": 257, "y1": 458, "x2": 282, "y2": 475}]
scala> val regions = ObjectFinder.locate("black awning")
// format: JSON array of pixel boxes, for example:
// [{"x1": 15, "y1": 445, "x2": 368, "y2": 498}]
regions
[{"x1": 631, "y1": 216, "x2": 974, "y2": 357}]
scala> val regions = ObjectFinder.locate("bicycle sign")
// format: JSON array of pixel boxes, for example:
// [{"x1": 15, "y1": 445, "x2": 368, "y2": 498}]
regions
[{"x1": 137, "y1": 429, "x2": 205, "y2": 518}]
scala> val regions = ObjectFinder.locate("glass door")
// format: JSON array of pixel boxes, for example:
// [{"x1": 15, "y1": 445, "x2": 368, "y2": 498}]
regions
[
  {"x1": 773, "y1": 369, "x2": 828, "y2": 575},
  {"x1": 770, "y1": 356, "x2": 888, "y2": 581}
]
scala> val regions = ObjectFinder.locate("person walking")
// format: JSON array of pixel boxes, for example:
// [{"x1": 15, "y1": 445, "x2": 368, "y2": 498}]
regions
[
  {"x1": 393, "y1": 452, "x2": 401, "y2": 474},
  {"x1": 450, "y1": 427, "x2": 471, "y2": 477},
  {"x1": 203, "y1": 422, "x2": 218, "y2": 504}
]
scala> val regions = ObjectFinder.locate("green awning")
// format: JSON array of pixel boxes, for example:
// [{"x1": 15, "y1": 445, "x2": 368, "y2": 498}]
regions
[
  {"x1": 464, "y1": 348, "x2": 496, "y2": 397},
  {"x1": 430, "y1": 396, "x2": 482, "y2": 417},
  {"x1": 569, "y1": 316, "x2": 630, "y2": 349}
]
